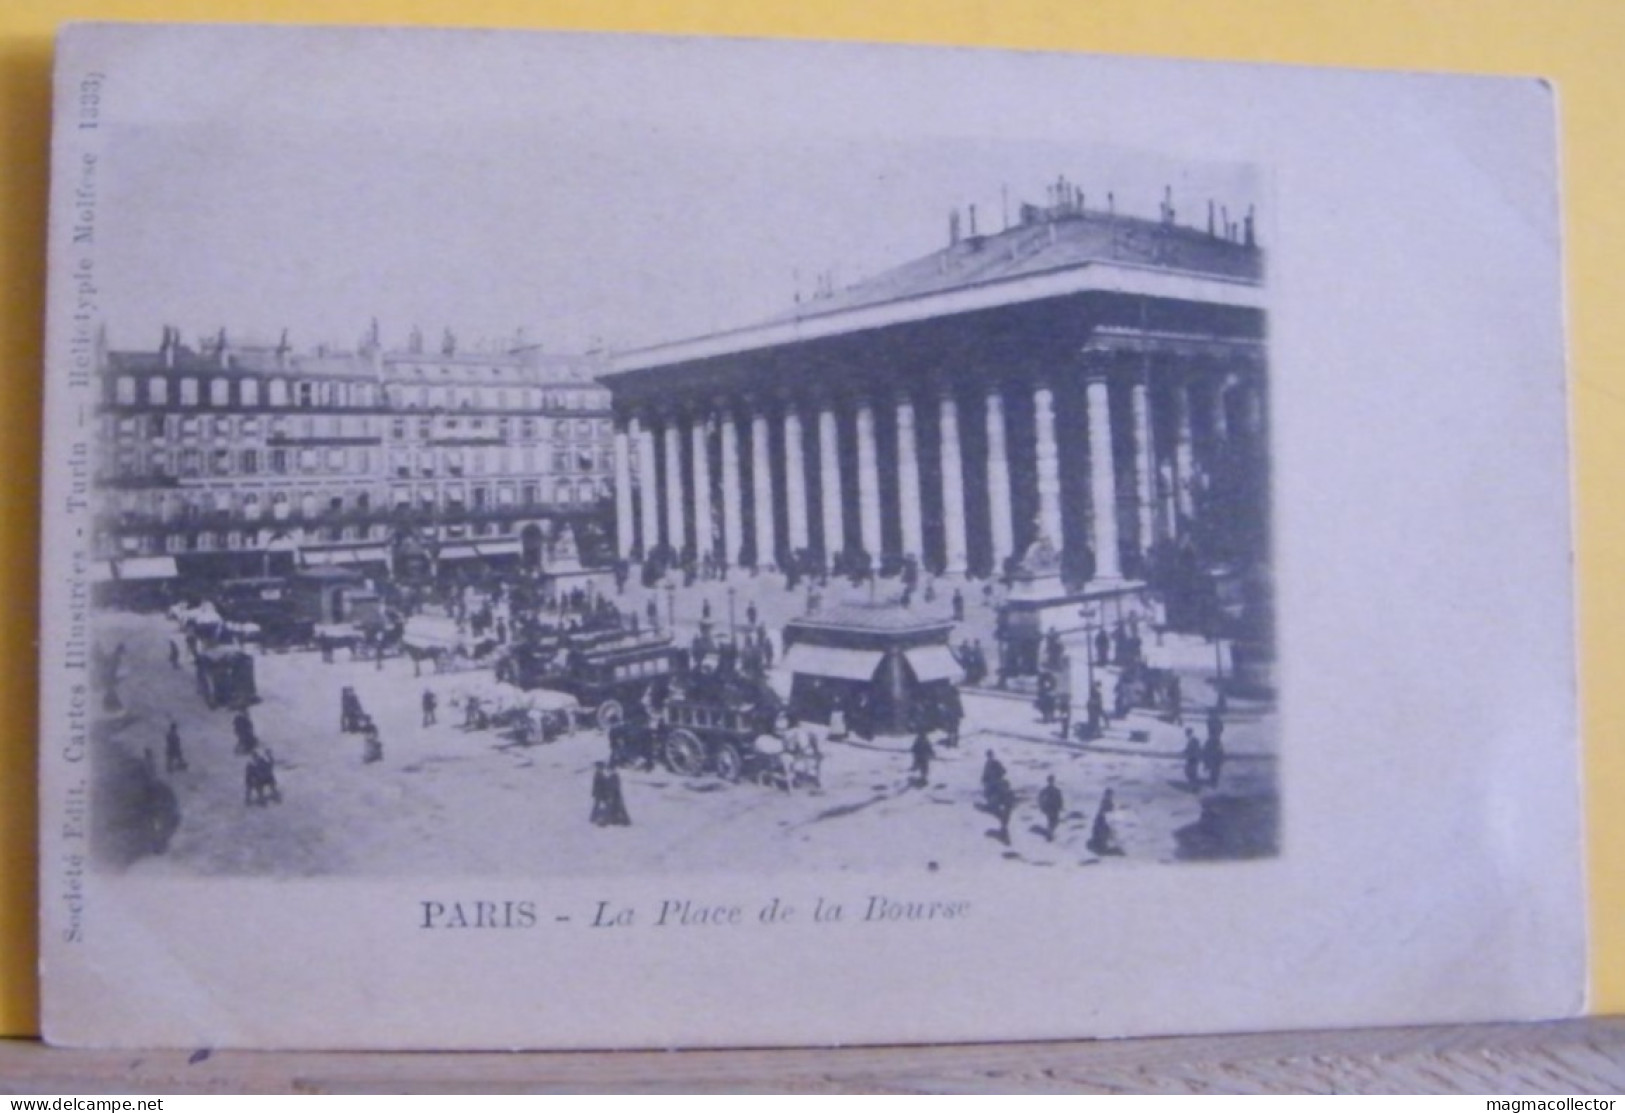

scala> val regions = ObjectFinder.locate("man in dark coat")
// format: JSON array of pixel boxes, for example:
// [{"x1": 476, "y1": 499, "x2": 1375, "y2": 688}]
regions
[
  {"x1": 909, "y1": 729, "x2": 936, "y2": 787},
  {"x1": 421, "y1": 688, "x2": 438, "y2": 728},
  {"x1": 981, "y1": 750, "x2": 1007, "y2": 803},
  {"x1": 1087, "y1": 788, "x2": 1124, "y2": 856},
  {"x1": 164, "y1": 720, "x2": 187, "y2": 773},
  {"x1": 1183, "y1": 728, "x2": 1205, "y2": 791},
  {"x1": 232, "y1": 708, "x2": 257, "y2": 754},
  {"x1": 1202, "y1": 729, "x2": 1226, "y2": 788},
  {"x1": 1037, "y1": 775, "x2": 1064, "y2": 842}
]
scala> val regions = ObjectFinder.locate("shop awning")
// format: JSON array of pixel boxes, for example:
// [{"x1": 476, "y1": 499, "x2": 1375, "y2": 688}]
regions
[
  {"x1": 904, "y1": 645, "x2": 963, "y2": 683},
  {"x1": 115, "y1": 556, "x2": 179, "y2": 581},
  {"x1": 782, "y1": 644, "x2": 883, "y2": 682}
]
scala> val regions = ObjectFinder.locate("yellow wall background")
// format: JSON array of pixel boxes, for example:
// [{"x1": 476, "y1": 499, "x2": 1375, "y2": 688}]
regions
[{"x1": 3, "y1": 0, "x2": 1620, "y2": 1037}]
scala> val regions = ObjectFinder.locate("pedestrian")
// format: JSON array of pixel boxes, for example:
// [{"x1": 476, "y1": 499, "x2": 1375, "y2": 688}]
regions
[
  {"x1": 1202, "y1": 728, "x2": 1226, "y2": 788},
  {"x1": 164, "y1": 719, "x2": 187, "y2": 773},
  {"x1": 1168, "y1": 673, "x2": 1184, "y2": 724},
  {"x1": 981, "y1": 750, "x2": 1007, "y2": 801},
  {"x1": 422, "y1": 688, "x2": 438, "y2": 728},
  {"x1": 167, "y1": 639, "x2": 181, "y2": 670},
  {"x1": 1038, "y1": 774, "x2": 1063, "y2": 842},
  {"x1": 1094, "y1": 628, "x2": 1110, "y2": 667},
  {"x1": 909, "y1": 728, "x2": 936, "y2": 787},
  {"x1": 1206, "y1": 706, "x2": 1225, "y2": 748},
  {"x1": 1087, "y1": 788, "x2": 1124, "y2": 856},
  {"x1": 362, "y1": 717, "x2": 383, "y2": 764},
  {"x1": 746, "y1": 602, "x2": 758, "y2": 628},
  {"x1": 989, "y1": 776, "x2": 1015, "y2": 844},
  {"x1": 233, "y1": 707, "x2": 257, "y2": 755},
  {"x1": 1035, "y1": 669, "x2": 1056, "y2": 724},
  {"x1": 1086, "y1": 681, "x2": 1105, "y2": 739},
  {"x1": 592, "y1": 761, "x2": 631, "y2": 826},
  {"x1": 1183, "y1": 728, "x2": 1204, "y2": 790}
]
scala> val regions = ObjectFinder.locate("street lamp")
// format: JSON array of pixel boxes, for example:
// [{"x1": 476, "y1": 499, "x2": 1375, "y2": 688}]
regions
[
  {"x1": 727, "y1": 585, "x2": 737, "y2": 645},
  {"x1": 666, "y1": 582, "x2": 676, "y2": 632}
]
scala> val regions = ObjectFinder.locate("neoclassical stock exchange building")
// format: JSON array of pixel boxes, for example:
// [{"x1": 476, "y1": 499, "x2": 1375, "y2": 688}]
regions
[{"x1": 600, "y1": 184, "x2": 1270, "y2": 606}]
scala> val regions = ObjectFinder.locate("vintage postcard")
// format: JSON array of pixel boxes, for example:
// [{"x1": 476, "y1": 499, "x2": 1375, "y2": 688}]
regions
[{"x1": 38, "y1": 22, "x2": 1583, "y2": 1048}]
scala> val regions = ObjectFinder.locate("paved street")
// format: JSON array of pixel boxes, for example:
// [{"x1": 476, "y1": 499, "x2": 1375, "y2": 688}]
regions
[{"x1": 92, "y1": 572, "x2": 1277, "y2": 878}]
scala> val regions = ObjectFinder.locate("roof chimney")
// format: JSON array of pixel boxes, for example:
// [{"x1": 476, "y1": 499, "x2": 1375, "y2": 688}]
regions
[
  {"x1": 1245, "y1": 204, "x2": 1256, "y2": 248},
  {"x1": 949, "y1": 207, "x2": 961, "y2": 247},
  {"x1": 1207, "y1": 200, "x2": 1216, "y2": 237},
  {"x1": 968, "y1": 203, "x2": 978, "y2": 237},
  {"x1": 216, "y1": 326, "x2": 229, "y2": 369}
]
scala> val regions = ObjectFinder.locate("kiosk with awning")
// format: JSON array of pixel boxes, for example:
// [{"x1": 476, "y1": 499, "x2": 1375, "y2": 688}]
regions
[{"x1": 782, "y1": 604, "x2": 962, "y2": 738}]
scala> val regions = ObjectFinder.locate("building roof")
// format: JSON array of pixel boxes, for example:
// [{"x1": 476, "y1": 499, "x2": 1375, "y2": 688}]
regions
[
  {"x1": 610, "y1": 201, "x2": 1265, "y2": 377},
  {"x1": 770, "y1": 210, "x2": 1262, "y2": 328}
]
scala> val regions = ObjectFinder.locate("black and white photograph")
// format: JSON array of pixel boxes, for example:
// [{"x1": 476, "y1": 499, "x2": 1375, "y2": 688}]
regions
[
  {"x1": 37, "y1": 24, "x2": 1581, "y2": 1050},
  {"x1": 77, "y1": 80, "x2": 1274, "y2": 880}
]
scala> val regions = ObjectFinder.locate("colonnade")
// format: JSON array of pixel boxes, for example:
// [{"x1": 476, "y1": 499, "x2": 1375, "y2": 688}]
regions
[{"x1": 612, "y1": 348, "x2": 1264, "y2": 581}]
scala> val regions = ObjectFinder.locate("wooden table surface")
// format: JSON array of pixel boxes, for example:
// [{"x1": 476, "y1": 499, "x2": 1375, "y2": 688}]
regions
[{"x1": 2, "y1": 1018, "x2": 1623, "y2": 1093}]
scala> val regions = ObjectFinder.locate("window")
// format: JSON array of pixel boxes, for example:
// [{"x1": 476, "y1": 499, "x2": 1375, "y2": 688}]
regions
[
  {"x1": 298, "y1": 449, "x2": 318, "y2": 472},
  {"x1": 391, "y1": 419, "x2": 407, "y2": 441},
  {"x1": 472, "y1": 487, "x2": 488, "y2": 509},
  {"x1": 270, "y1": 449, "x2": 289, "y2": 474},
  {"x1": 520, "y1": 418, "x2": 535, "y2": 440},
  {"x1": 149, "y1": 414, "x2": 167, "y2": 438},
  {"x1": 327, "y1": 448, "x2": 346, "y2": 471},
  {"x1": 240, "y1": 378, "x2": 260, "y2": 407},
  {"x1": 210, "y1": 448, "x2": 232, "y2": 476},
  {"x1": 210, "y1": 379, "x2": 230, "y2": 407},
  {"x1": 148, "y1": 450, "x2": 169, "y2": 477},
  {"x1": 241, "y1": 417, "x2": 262, "y2": 437},
  {"x1": 555, "y1": 479, "x2": 573, "y2": 505},
  {"x1": 243, "y1": 494, "x2": 261, "y2": 521},
  {"x1": 269, "y1": 379, "x2": 288, "y2": 407},
  {"x1": 178, "y1": 448, "x2": 201, "y2": 477},
  {"x1": 145, "y1": 377, "x2": 166, "y2": 405},
  {"x1": 241, "y1": 449, "x2": 259, "y2": 475},
  {"x1": 179, "y1": 378, "x2": 199, "y2": 406},
  {"x1": 180, "y1": 417, "x2": 201, "y2": 437},
  {"x1": 213, "y1": 416, "x2": 233, "y2": 437},
  {"x1": 522, "y1": 483, "x2": 537, "y2": 506},
  {"x1": 297, "y1": 382, "x2": 315, "y2": 408},
  {"x1": 391, "y1": 450, "x2": 411, "y2": 478},
  {"x1": 114, "y1": 376, "x2": 137, "y2": 405}
]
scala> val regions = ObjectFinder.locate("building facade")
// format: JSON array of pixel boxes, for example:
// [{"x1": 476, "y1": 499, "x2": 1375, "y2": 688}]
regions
[
  {"x1": 92, "y1": 324, "x2": 617, "y2": 583},
  {"x1": 600, "y1": 183, "x2": 1270, "y2": 588}
]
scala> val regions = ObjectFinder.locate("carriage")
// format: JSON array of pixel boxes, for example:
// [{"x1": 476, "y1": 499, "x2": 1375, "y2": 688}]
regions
[
  {"x1": 608, "y1": 671, "x2": 790, "y2": 784},
  {"x1": 447, "y1": 675, "x2": 581, "y2": 745},
  {"x1": 507, "y1": 630, "x2": 684, "y2": 730}
]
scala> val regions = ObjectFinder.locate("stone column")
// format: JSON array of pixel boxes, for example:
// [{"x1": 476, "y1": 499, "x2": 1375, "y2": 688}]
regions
[
  {"x1": 985, "y1": 388, "x2": 1015, "y2": 568},
  {"x1": 1172, "y1": 380, "x2": 1196, "y2": 521},
  {"x1": 895, "y1": 397, "x2": 924, "y2": 560},
  {"x1": 690, "y1": 414, "x2": 712, "y2": 562},
  {"x1": 663, "y1": 420, "x2": 686, "y2": 554},
  {"x1": 1087, "y1": 373, "x2": 1123, "y2": 581},
  {"x1": 784, "y1": 407, "x2": 810, "y2": 552},
  {"x1": 856, "y1": 399, "x2": 881, "y2": 558},
  {"x1": 751, "y1": 408, "x2": 776, "y2": 568},
  {"x1": 634, "y1": 414, "x2": 659, "y2": 557},
  {"x1": 938, "y1": 390, "x2": 969, "y2": 574},
  {"x1": 818, "y1": 403, "x2": 844, "y2": 558},
  {"x1": 1132, "y1": 378, "x2": 1156, "y2": 556},
  {"x1": 720, "y1": 411, "x2": 744, "y2": 568},
  {"x1": 1033, "y1": 381, "x2": 1063, "y2": 548},
  {"x1": 613, "y1": 419, "x2": 634, "y2": 558}
]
